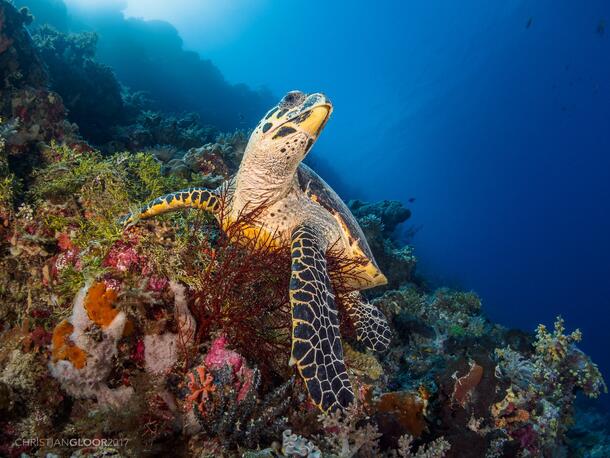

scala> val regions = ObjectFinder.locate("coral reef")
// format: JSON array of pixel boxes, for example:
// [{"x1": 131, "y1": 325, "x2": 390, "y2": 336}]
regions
[
  {"x1": 110, "y1": 110, "x2": 217, "y2": 155},
  {"x1": 167, "y1": 337, "x2": 295, "y2": 452},
  {"x1": 349, "y1": 199, "x2": 417, "y2": 292},
  {"x1": 0, "y1": 3, "x2": 607, "y2": 457},
  {"x1": 1, "y1": 2, "x2": 78, "y2": 158},
  {"x1": 33, "y1": 25, "x2": 124, "y2": 144}
]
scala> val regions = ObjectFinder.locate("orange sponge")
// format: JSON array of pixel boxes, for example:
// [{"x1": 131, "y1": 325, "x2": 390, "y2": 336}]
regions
[
  {"x1": 84, "y1": 282, "x2": 119, "y2": 328},
  {"x1": 51, "y1": 320, "x2": 87, "y2": 369}
]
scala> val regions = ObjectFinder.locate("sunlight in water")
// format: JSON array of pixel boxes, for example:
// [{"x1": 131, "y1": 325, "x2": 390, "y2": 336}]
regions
[{"x1": 65, "y1": 0, "x2": 269, "y2": 48}]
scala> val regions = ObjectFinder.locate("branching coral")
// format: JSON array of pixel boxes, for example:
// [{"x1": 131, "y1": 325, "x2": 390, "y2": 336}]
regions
[
  {"x1": 493, "y1": 316, "x2": 607, "y2": 454},
  {"x1": 395, "y1": 434, "x2": 450, "y2": 458},
  {"x1": 317, "y1": 403, "x2": 382, "y2": 457},
  {"x1": 183, "y1": 196, "x2": 293, "y2": 377}
]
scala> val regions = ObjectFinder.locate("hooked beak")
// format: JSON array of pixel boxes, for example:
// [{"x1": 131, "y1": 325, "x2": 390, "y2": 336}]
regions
[{"x1": 297, "y1": 104, "x2": 332, "y2": 138}]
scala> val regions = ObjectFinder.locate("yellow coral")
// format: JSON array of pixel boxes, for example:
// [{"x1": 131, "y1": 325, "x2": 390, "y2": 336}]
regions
[
  {"x1": 343, "y1": 342, "x2": 383, "y2": 380},
  {"x1": 535, "y1": 316, "x2": 582, "y2": 363},
  {"x1": 491, "y1": 388, "x2": 530, "y2": 429}
]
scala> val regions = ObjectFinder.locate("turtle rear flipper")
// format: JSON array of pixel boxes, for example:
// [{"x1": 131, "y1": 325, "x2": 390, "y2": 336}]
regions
[
  {"x1": 289, "y1": 224, "x2": 354, "y2": 412},
  {"x1": 345, "y1": 291, "x2": 392, "y2": 352},
  {"x1": 120, "y1": 187, "x2": 220, "y2": 226}
]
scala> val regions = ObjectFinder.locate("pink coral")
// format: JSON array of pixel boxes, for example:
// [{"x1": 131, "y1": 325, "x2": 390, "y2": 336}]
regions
[
  {"x1": 204, "y1": 335, "x2": 254, "y2": 402},
  {"x1": 102, "y1": 277, "x2": 122, "y2": 292},
  {"x1": 53, "y1": 248, "x2": 81, "y2": 274},
  {"x1": 205, "y1": 335, "x2": 244, "y2": 371},
  {"x1": 103, "y1": 241, "x2": 141, "y2": 272},
  {"x1": 147, "y1": 275, "x2": 169, "y2": 292}
]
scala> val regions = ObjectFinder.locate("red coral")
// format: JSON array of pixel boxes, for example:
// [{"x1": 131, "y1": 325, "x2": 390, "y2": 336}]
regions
[
  {"x1": 56, "y1": 232, "x2": 74, "y2": 251},
  {"x1": 452, "y1": 361, "x2": 483, "y2": 408},
  {"x1": 185, "y1": 365, "x2": 216, "y2": 415},
  {"x1": 186, "y1": 196, "x2": 292, "y2": 378},
  {"x1": 185, "y1": 193, "x2": 363, "y2": 382},
  {"x1": 132, "y1": 339, "x2": 145, "y2": 365},
  {"x1": 29, "y1": 326, "x2": 52, "y2": 348}
]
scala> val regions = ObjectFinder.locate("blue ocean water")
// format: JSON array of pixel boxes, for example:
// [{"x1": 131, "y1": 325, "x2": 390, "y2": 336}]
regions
[{"x1": 19, "y1": 0, "x2": 610, "y2": 407}]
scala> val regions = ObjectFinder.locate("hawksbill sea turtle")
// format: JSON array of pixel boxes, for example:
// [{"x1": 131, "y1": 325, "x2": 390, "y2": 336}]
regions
[{"x1": 121, "y1": 91, "x2": 392, "y2": 412}]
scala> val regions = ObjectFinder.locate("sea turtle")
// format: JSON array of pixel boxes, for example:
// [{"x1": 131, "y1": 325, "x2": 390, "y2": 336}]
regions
[{"x1": 121, "y1": 91, "x2": 392, "y2": 411}]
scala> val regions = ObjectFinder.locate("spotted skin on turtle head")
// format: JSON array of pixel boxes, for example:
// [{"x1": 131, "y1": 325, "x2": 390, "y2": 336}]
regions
[
  {"x1": 120, "y1": 187, "x2": 220, "y2": 226},
  {"x1": 289, "y1": 225, "x2": 354, "y2": 412},
  {"x1": 345, "y1": 291, "x2": 392, "y2": 352}
]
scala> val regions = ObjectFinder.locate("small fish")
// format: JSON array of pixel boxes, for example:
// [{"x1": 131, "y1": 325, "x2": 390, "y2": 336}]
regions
[
  {"x1": 526, "y1": 17, "x2": 533, "y2": 29},
  {"x1": 408, "y1": 197, "x2": 416, "y2": 203},
  {"x1": 597, "y1": 19, "x2": 605, "y2": 36}
]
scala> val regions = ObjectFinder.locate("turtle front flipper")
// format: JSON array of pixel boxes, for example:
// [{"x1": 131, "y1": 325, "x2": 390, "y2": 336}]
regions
[
  {"x1": 289, "y1": 224, "x2": 354, "y2": 412},
  {"x1": 345, "y1": 291, "x2": 392, "y2": 352},
  {"x1": 120, "y1": 187, "x2": 220, "y2": 226}
]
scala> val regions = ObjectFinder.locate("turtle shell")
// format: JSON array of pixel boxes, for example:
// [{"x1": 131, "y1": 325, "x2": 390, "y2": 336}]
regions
[{"x1": 297, "y1": 164, "x2": 385, "y2": 288}]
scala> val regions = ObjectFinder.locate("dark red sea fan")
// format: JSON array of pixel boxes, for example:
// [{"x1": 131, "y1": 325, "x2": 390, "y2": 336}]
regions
[
  {"x1": 184, "y1": 194, "x2": 292, "y2": 378},
  {"x1": 183, "y1": 192, "x2": 368, "y2": 380}
]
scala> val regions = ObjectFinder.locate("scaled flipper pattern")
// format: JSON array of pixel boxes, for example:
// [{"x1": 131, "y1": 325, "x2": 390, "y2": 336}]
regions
[
  {"x1": 346, "y1": 291, "x2": 392, "y2": 352},
  {"x1": 120, "y1": 187, "x2": 220, "y2": 225},
  {"x1": 289, "y1": 225, "x2": 354, "y2": 412}
]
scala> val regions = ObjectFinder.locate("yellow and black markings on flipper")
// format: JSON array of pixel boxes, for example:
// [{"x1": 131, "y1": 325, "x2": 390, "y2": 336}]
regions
[
  {"x1": 289, "y1": 225, "x2": 354, "y2": 412},
  {"x1": 345, "y1": 291, "x2": 392, "y2": 352},
  {"x1": 120, "y1": 187, "x2": 220, "y2": 226}
]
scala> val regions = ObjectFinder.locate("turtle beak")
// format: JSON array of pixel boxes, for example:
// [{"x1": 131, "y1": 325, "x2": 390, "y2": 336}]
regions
[{"x1": 297, "y1": 104, "x2": 332, "y2": 138}]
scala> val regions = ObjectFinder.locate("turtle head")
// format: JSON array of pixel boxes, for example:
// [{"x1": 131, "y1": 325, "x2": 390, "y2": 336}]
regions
[
  {"x1": 236, "y1": 91, "x2": 332, "y2": 205},
  {"x1": 247, "y1": 91, "x2": 332, "y2": 164}
]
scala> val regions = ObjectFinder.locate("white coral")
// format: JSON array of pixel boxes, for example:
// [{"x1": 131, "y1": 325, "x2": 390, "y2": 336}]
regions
[{"x1": 144, "y1": 281, "x2": 196, "y2": 375}]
